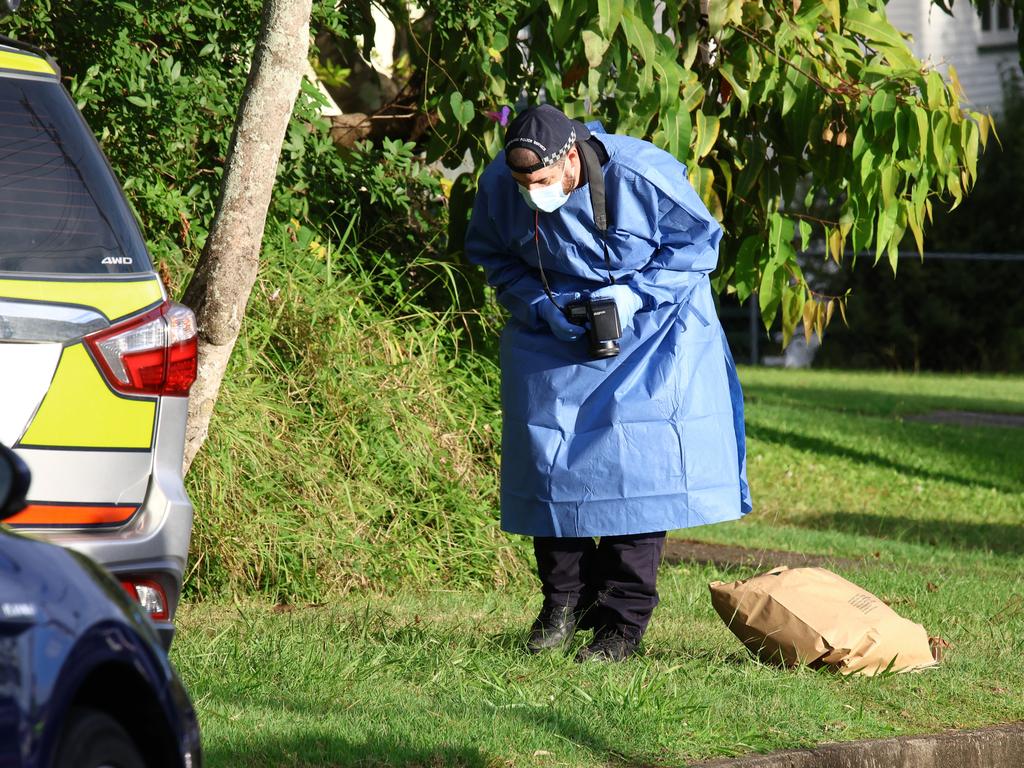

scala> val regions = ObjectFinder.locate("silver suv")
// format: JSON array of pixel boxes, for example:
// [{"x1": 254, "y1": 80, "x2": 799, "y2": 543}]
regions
[{"x1": 0, "y1": 37, "x2": 196, "y2": 645}]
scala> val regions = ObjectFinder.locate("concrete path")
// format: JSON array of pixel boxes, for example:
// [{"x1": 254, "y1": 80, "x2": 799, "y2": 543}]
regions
[
  {"x1": 688, "y1": 722, "x2": 1024, "y2": 767},
  {"x1": 904, "y1": 410, "x2": 1024, "y2": 429}
]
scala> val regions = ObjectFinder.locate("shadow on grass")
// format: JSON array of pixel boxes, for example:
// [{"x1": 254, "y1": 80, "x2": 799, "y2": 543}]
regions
[
  {"x1": 505, "y1": 705, "x2": 663, "y2": 768},
  {"x1": 745, "y1": 423, "x2": 1021, "y2": 494},
  {"x1": 203, "y1": 735, "x2": 493, "y2": 768},
  {"x1": 789, "y1": 510, "x2": 1024, "y2": 555}
]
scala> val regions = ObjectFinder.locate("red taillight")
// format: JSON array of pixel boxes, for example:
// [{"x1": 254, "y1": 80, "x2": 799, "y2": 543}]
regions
[
  {"x1": 85, "y1": 301, "x2": 198, "y2": 396},
  {"x1": 119, "y1": 578, "x2": 169, "y2": 621}
]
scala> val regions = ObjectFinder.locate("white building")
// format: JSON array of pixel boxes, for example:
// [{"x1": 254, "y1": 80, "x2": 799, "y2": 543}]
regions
[{"x1": 887, "y1": 0, "x2": 1022, "y2": 114}]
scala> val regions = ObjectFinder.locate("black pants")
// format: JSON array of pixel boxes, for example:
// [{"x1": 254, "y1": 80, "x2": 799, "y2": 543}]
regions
[{"x1": 533, "y1": 532, "x2": 666, "y2": 641}]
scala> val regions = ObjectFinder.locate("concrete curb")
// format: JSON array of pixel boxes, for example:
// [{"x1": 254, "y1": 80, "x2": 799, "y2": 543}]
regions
[{"x1": 688, "y1": 722, "x2": 1024, "y2": 767}]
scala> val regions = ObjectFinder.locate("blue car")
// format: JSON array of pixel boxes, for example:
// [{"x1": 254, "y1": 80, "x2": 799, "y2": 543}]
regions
[{"x1": 0, "y1": 443, "x2": 202, "y2": 767}]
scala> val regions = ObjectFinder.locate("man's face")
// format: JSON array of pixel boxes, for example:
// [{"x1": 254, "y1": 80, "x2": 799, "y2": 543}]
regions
[{"x1": 510, "y1": 147, "x2": 578, "y2": 194}]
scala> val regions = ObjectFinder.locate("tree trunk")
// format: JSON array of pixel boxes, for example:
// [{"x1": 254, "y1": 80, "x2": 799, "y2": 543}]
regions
[{"x1": 181, "y1": 0, "x2": 312, "y2": 473}]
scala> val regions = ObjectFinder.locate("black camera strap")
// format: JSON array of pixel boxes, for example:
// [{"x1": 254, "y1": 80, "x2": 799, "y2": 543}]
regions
[
  {"x1": 535, "y1": 138, "x2": 615, "y2": 308},
  {"x1": 579, "y1": 139, "x2": 615, "y2": 285}
]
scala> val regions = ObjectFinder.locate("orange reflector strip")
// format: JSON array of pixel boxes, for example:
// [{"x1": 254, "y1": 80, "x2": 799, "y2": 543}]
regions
[{"x1": 7, "y1": 503, "x2": 139, "y2": 527}]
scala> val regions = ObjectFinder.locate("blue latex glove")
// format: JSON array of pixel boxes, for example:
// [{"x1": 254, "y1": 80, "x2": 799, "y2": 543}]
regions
[
  {"x1": 538, "y1": 292, "x2": 583, "y2": 341},
  {"x1": 590, "y1": 284, "x2": 644, "y2": 329}
]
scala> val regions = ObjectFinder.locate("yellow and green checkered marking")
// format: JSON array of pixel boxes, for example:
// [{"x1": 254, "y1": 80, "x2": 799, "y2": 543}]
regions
[
  {"x1": 3, "y1": 275, "x2": 166, "y2": 450},
  {"x1": 20, "y1": 343, "x2": 156, "y2": 449},
  {"x1": 0, "y1": 49, "x2": 57, "y2": 77},
  {"x1": 0, "y1": 276, "x2": 164, "y2": 322}
]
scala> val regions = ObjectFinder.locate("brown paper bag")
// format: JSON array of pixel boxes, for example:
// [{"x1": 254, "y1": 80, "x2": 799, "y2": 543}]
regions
[{"x1": 709, "y1": 566, "x2": 938, "y2": 675}]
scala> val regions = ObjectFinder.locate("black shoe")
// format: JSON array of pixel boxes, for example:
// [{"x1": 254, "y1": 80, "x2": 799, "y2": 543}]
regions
[
  {"x1": 526, "y1": 604, "x2": 577, "y2": 653},
  {"x1": 574, "y1": 628, "x2": 640, "y2": 663}
]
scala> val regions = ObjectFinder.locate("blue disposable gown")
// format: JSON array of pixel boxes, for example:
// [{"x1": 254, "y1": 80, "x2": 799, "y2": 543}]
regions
[{"x1": 465, "y1": 125, "x2": 752, "y2": 537}]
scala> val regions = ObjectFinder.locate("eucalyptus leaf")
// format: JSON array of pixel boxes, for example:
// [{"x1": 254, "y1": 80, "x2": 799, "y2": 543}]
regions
[
  {"x1": 694, "y1": 112, "x2": 720, "y2": 160},
  {"x1": 734, "y1": 236, "x2": 761, "y2": 303},
  {"x1": 582, "y1": 29, "x2": 610, "y2": 68},
  {"x1": 597, "y1": 0, "x2": 624, "y2": 37}
]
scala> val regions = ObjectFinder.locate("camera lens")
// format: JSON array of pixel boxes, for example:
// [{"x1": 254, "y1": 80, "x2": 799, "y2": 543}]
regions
[{"x1": 591, "y1": 340, "x2": 620, "y2": 358}]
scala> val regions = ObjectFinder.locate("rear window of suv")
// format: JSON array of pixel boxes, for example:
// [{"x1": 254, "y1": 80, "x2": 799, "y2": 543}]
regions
[{"x1": 0, "y1": 75, "x2": 151, "y2": 275}]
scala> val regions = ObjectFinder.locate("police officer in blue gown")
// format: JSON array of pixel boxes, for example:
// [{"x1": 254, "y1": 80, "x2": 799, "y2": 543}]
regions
[{"x1": 465, "y1": 104, "x2": 752, "y2": 662}]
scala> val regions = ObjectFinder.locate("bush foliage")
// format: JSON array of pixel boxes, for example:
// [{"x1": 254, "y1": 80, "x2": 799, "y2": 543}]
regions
[
  {"x1": 390, "y1": 0, "x2": 993, "y2": 345},
  {"x1": 813, "y1": 80, "x2": 1024, "y2": 372}
]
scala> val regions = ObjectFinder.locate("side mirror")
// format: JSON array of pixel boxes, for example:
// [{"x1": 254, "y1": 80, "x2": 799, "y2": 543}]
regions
[{"x1": 0, "y1": 444, "x2": 30, "y2": 521}]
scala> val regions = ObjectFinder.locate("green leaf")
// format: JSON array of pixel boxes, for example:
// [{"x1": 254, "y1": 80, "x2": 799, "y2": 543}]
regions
[
  {"x1": 769, "y1": 213, "x2": 796, "y2": 267},
  {"x1": 582, "y1": 30, "x2": 611, "y2": 68},
  {"x1": 781, "y1": 75, "x2": 798, "y2": 117},
  {"x1": 734, "y1": 236, "x2": 761, "y2": 303},
  {"x1": 893, "y1": 108, "x2": 910, "y2": 155},
  {"x1": 823, "y1": 0, "x2": 841, "y2": 30},
  {"x1": 661, "y1": 104, "x2": 692, "y2": 161},
  {"x1": 759, "y1": 259, "x2": 785, "y2": 328},
  {"x1": 859, "y1": 145, "x2": 877, "y2": 188},
  {"x1": 719, "y1": 63, "x2": 750, "y2": 116},
  {"x1": 851, "y1": 200, "x2": 875, "y2": 257},
  {"x1": 844, "y1": 9, "x2": 916, "y2": 70},
  {"x1": 931, "y1": 112, "x2": 950, "y2": 173},
  {"x1": 688, "y1": 165, "x2": 715, "y2": 208},
  {"x1": 977, "y1": 112, "x2": 992, "y2": 148},
  {"x1": 715, "y1": 156, "x2": 733, "y2": 203},
  {"x1": 887, "y1": 226, "x2": 900, "y2": 274},
  {"x1": 798, "y1": 219, "x2": 812, "y2": 253},
  {"x1": 875, "y1": 202, "x2": 898, "y2": 264},
  {"x1": 870, "y1": 89, "x2": 897, "y2": 114},
  {"x1": 880, "y1": 164, "x2": 897, "y2": 209},
  {"x1": 947, "y1": 169, "x2": 963, "y2": 210},
  {"x1": 913, "y1": 107, "x2": 929, "y2": 161},
  {"x1": 736, "y1": 140, "x2": 767, "y2": 199},
  {"x1": 652, "y1": 53, "x2": 681, "y2": 111},
  {"x1": 781, "y1": 284, "x2": 805, "y2": 349},
  {"x1": 964, "y1": 120, "x2": 980, "y2": 184},
  {"x1": 839, "y1": 208, "x2": 855, "y2": 240},
  {"x1": 680, "y1": 75, "x2": 705, "y2": 113},
  {"x1": 907, "y1": 197, "x2": 925, "y2": 256},
  {"x1": 621, "y1": 5, "x2": 656, "y2": 67},
  {"x1": 450, "y1": 92, "x2": 474, "y2": 128},
  {"x1": 126, "y1": 95, "x2": 149, "y2": 108},
  {"x1": 694, "y1": 112, "x2": 719, "y2": 160},
  {"x1": 926, "y1": 70, "x2": 947, "y2": 109},
  {"x1": 550, "y1": 0, "x2": 580, "y2": 48},
  {"x1": 598, "y1": 0, "x2": 624, "y2": 38}
]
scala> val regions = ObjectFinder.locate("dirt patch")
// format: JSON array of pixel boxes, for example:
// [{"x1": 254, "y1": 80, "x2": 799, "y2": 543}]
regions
[
  {"x1": 663, "y1": 538, "x2": 863, "y2": 571},
  {"x1": 904, "y1": 410, "x2": 1024, "y2": 429}
]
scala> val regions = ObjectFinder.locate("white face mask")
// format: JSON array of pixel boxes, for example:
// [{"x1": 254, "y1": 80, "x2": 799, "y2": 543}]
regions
[{"x1": 518, "y1": 159, "x2": 571, "y2": 212}]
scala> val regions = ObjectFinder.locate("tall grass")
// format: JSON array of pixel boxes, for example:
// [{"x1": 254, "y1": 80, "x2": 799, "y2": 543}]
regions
[{"x1": 183, "y1": 225, "x2": 526, "y2": 602}]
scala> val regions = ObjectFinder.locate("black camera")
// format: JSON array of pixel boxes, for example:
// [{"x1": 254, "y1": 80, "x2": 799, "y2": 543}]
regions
[{"x1": 565, "y1": 297, "x2": 621, "y2": 358}]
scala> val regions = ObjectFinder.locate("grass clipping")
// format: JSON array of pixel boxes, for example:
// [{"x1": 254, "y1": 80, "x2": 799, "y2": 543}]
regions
[
  {"x1": 184, "y1": 253, "x2": 524, "y2": 602},
  {"x1": 710, "y1": 566, "x2": 938, "y2": 675}
]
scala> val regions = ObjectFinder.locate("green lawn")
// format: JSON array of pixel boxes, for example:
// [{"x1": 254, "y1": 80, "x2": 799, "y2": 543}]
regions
[{"x1": 173, "y1": 367, "x2": 1024, "y2": 767}]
